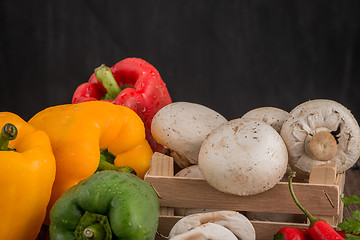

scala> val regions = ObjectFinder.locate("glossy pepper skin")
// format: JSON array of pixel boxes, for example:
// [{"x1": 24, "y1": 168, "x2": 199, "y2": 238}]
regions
[
  {"x1": 29, "y1": 101, "x2": 153, "y2": 224},
  {"x1": 274, "y1": 227, "x2": 312, "y2": 240},
  {"x1": 72, "y1": 57, "x2": 172, "y2": 152},
  {"x1": 49, "y1": 170, "x2": 159, "y2": 240},
  {"x1": 288, "y1": 172, "x2": 344, "y2": 240},
  {"x1": 0, "y1": 112, "x2": 56, "y2": 240}
]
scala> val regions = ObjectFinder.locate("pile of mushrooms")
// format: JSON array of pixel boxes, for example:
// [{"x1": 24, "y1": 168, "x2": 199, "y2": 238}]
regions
[
  {"x1": 152, "y1": 102, "x2": 289, "y2": 197},
  {"x1": 150, "y1": 99, "x2": 360, "y2": 238},
  {"x1": 151, "y1": 99, "x2": 360, "y2": 198},
  {"x1": 168, "y1": 210, "x2": 256, "y2": 240}
]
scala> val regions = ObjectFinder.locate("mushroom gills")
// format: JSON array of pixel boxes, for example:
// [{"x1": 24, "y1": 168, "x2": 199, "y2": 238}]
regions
[{"x1": 280, "y1": 99, "x2": 360, "y2": 177}]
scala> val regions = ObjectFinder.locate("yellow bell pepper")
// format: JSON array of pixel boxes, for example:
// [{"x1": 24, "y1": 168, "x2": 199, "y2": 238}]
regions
[
  {"x1": 0, "y1": 112, "x2": 56, "y2": 240},
  {"x1": 28, "y1": 101, "x2": 153, "y2": 223}
]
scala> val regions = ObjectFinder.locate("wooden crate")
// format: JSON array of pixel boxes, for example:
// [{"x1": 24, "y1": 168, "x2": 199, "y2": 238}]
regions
[{"x1": 144, "y1": 152, "x2": 346, "y2": 240}]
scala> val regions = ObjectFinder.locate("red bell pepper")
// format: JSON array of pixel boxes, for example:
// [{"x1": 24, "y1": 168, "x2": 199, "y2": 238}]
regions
[{"x1": 72, "y1": 57, "x2": 172, "y2": 152}]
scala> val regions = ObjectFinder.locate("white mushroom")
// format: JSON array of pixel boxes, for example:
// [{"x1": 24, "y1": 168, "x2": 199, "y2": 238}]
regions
[
  {"x1": 198, "y1": 118, "x2": 288, "y2": 196},
  {"x1": 151, "y1": 102, "x2": 227, "y2": 165},
  {"x1": 170, "y1": 222, "x2": 238, "y2": 240},
  {"x1": 280, "y1": 99, "x2": 360, "y2": 177},
  {"x1": 175, "y1": 165, "x2": 204, "y2": 178},
  {"x1": 242, "y1": 106, "x2": 292, "y2": 174},
  {"x1": 169, "y1": 211, "x2": 255, "y2": 240},
  {"x1": 241, "y1": 106, "x2": 290, "y2": 133}
]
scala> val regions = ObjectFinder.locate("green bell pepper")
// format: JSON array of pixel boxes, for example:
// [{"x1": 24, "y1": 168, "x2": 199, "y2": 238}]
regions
[{"x1": 49, "y1": 170, "x2": 159, "y2": 240}]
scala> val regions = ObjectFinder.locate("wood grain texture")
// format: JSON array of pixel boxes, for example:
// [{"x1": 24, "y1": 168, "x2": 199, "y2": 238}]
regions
[
  {"x1": 343, "y1": 166, "x2": 360, "y2": 219},
  {"x1": 145, "y1": 174, "x2": 340, "y2": 216}
]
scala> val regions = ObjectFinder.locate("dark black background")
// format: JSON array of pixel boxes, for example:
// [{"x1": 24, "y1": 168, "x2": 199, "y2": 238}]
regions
[{"x1": 1, "y1": 0, "x2": 360, "y2": 122}]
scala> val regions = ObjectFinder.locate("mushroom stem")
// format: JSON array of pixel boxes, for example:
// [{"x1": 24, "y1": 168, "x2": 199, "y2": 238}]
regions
[{"x1": 309, "y1": 131, "x2": 338, "y2": 161}]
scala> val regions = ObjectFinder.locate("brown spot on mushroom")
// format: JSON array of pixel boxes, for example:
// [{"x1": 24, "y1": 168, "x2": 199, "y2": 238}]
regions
[{"x1": 232, "y1": 126, "x2": 239, "y2": 133}]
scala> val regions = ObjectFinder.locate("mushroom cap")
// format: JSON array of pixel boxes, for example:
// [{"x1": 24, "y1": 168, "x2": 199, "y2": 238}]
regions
[
  {"x1": 242, "y1": 107, "x2": 292, "y2": 174},
  {"x1": 198, "y1": 118, "x2": 288, "y2": 196},
  {"x1": 151, "y1": 102, "x2": 227, "y2": 164},
  {"x1": 280, "y1": 99, "x2": 360, "y2": 177},
  {"x1": 241, "y1": 106, "x2": 290, "y2": 133},
  {"x1": 169, "y1": 222, "x2": 238, "y2": 240},
  {"x1": 169, "y1": 210, "x2": 255, "y2": 240}
]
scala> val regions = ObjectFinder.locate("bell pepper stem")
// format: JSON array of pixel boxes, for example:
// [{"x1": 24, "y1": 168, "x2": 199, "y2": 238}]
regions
[
  {"x1": 289, "y1": 172, "x2": 318, "y2": 226},
  {"x1": 74, "y1": 211, "x2": 112, "y2": 240},
  {"x1": 98, "y1": 149, "x2": 136, "y2": 175},
  {"x1": 83, "y1": 224, "x2": 105, "y2": 239},
  {"x1": 0, "y1": 123, "x2": 17, "y2": 151},
  {"x1": 95, "y1": 64, "x2": 122, "y2": 100}
]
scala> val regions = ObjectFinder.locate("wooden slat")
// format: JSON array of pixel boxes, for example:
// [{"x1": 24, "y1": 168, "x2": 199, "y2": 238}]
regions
[
  {"x1": 343, "y1": 168, "x2": 360, "y2": 222},
  {"x1": 146, "y1": 175, "x2": 339, "y2": 216}
]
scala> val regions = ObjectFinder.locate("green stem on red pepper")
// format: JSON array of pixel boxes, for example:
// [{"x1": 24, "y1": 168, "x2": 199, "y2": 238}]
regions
[
  {"x1": 289, "y1": 172, "x2": 318, "y2": 226},
  {"x1": 94, "y1": 64, "x2": 123, "y2": 100},
  {"x1": 97, "y1": 149, "x2": 136, "y2": 175},
  {"x1": 72, "y1": 57, "x2": 173, "y2": 153},
  {"x1": 0, "y1": 123, "x2": 17, "y2": 151},
  {"x1": 289, "y1": 172, "x2": 344, "y2": 239}
]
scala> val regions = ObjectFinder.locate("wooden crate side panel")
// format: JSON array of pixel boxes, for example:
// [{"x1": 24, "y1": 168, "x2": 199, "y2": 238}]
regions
[{"x1": 146, "y1": 175, "x2": 340, "y2": 216}]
